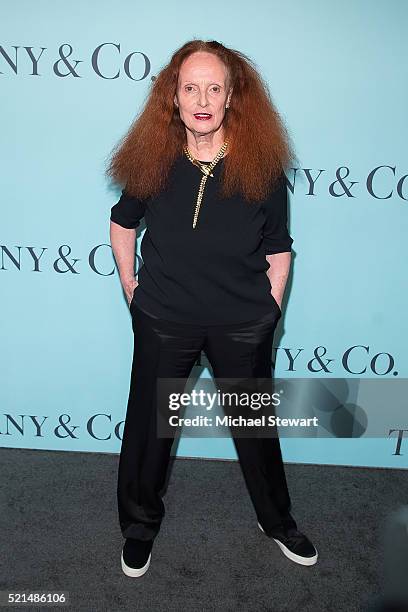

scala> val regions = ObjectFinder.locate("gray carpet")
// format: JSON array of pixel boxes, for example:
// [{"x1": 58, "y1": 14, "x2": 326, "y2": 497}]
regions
[{"x1": 1, "y1": 447, "x2": 405, "y2": 612}]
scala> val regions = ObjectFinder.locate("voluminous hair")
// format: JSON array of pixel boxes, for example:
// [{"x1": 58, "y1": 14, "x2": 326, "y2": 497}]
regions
[{"x1": 105, "y1": 39, "x2": 297, "y2": 202}]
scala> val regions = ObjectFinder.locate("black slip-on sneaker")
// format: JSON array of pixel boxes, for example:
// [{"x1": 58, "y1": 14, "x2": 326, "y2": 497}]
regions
[
  {"x1": 258, "y1": 521, "x2": 318, "y2": 566},
  {"x1": 121, "y1": 537, "x2": 153, "y2": 577}
]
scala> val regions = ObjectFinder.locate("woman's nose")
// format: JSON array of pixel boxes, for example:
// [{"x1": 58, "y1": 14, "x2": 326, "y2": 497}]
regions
[{"x1": 198, "y1": 91, "x2": 209, "y2": 106}]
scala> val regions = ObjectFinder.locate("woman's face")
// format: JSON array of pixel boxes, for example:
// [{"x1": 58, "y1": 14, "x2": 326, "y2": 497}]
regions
[{"x1": 174, "y1": 51, "x2": 232, "y2": 138}]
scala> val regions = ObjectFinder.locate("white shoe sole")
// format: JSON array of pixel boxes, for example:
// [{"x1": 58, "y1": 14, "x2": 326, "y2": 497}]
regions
[
  {"x1": 121, "y1": 550, "x2": 151, "y2": 577},
  {"x1": 257, "y1": 521, "x2": 318, "y2": 566}
]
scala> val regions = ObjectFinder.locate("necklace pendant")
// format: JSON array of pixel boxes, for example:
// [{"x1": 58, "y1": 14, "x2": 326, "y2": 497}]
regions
[
  {"x1": 201, "y1": 165, "x2": 213, "y2": 177},
  {"x1": 183, "y1": 140, "x2": 229, "y2": 230}
]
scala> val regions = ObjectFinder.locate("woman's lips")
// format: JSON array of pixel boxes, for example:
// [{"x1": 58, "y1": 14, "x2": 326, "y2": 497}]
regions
[{"x1": 193, "y1": 113, "x2": 212, "y2": 120}]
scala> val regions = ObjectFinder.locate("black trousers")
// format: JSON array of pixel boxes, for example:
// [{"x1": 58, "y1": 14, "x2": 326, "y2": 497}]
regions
[{"x1": 117, "y1": 301, "x2": 297, "y2": 542}]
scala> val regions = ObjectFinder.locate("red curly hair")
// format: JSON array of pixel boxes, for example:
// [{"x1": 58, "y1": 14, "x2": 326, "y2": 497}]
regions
[{"x1": 105, "y1": 39, "x2": 296, "y2": 202}]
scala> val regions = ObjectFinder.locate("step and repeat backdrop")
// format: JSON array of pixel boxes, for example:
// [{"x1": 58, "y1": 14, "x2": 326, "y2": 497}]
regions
[{"x1": 1, "y1": 1, "x2": 407, "y2": 468}]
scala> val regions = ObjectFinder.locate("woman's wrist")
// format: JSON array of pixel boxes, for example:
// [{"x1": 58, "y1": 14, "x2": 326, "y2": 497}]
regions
[{"x1": 120, "y1": 272, "x2": 136, "y2": 285}]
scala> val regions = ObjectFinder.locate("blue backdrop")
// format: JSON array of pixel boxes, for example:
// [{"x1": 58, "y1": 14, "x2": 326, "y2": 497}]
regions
[{"x1": 1, "y1": 0, "x2": 407, "y2": 468}]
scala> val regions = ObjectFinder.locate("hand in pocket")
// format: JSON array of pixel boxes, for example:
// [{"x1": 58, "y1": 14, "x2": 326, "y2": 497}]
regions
[{"x1": 124, "y1": 280, "x2": 139, "y2": 307}]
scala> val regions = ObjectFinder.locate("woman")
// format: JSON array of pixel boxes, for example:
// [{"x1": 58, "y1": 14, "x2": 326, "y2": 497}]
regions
[{"x1": 107, "y1": 39, "x2": 318, "y2": 578}]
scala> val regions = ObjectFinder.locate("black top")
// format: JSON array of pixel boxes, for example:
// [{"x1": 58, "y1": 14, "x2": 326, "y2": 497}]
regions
[{"x1": 110, "y1": 153, "x2": 293, "y2": 325}]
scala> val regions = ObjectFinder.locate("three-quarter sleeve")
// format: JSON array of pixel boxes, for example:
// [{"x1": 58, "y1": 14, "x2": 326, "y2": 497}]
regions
[
  {"x1": 262, "y1": 172, "x2": 293, "y2": 254},
  {"x1": 110, "y1": 188, "x2": 146, "y2": 229}
]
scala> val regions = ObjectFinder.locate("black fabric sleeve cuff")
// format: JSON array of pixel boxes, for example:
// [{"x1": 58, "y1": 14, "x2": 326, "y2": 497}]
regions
[
  {"x1": 262, "y1": 173, "x2": 294, "y2": 255},
  {"x1": 110, "y1": 188, "x2": 146, "y2": 229}
]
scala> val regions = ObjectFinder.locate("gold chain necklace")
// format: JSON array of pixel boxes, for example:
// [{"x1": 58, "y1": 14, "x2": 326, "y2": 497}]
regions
[{"x1": 183, "y1": 140, "x2": 229, "y2": 229}]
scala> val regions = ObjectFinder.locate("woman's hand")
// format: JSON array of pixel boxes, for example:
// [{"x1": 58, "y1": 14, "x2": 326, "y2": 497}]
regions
[
  {"x1": 265, "y1": 252, "x2": 291, "y2": 315},
  {"x1": 122, "y1": 277, "x2": 139, "y2": 307}
]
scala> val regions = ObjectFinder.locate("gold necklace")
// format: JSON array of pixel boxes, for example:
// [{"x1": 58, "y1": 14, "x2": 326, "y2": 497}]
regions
[{"x1": 183, "y1": 140, "x2": 229, "y2": 229}]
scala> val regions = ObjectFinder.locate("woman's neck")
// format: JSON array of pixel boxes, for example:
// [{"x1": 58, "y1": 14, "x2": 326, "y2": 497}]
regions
[{"x1": 185, "y1": 129, "x2": 227, "y2": 161}]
